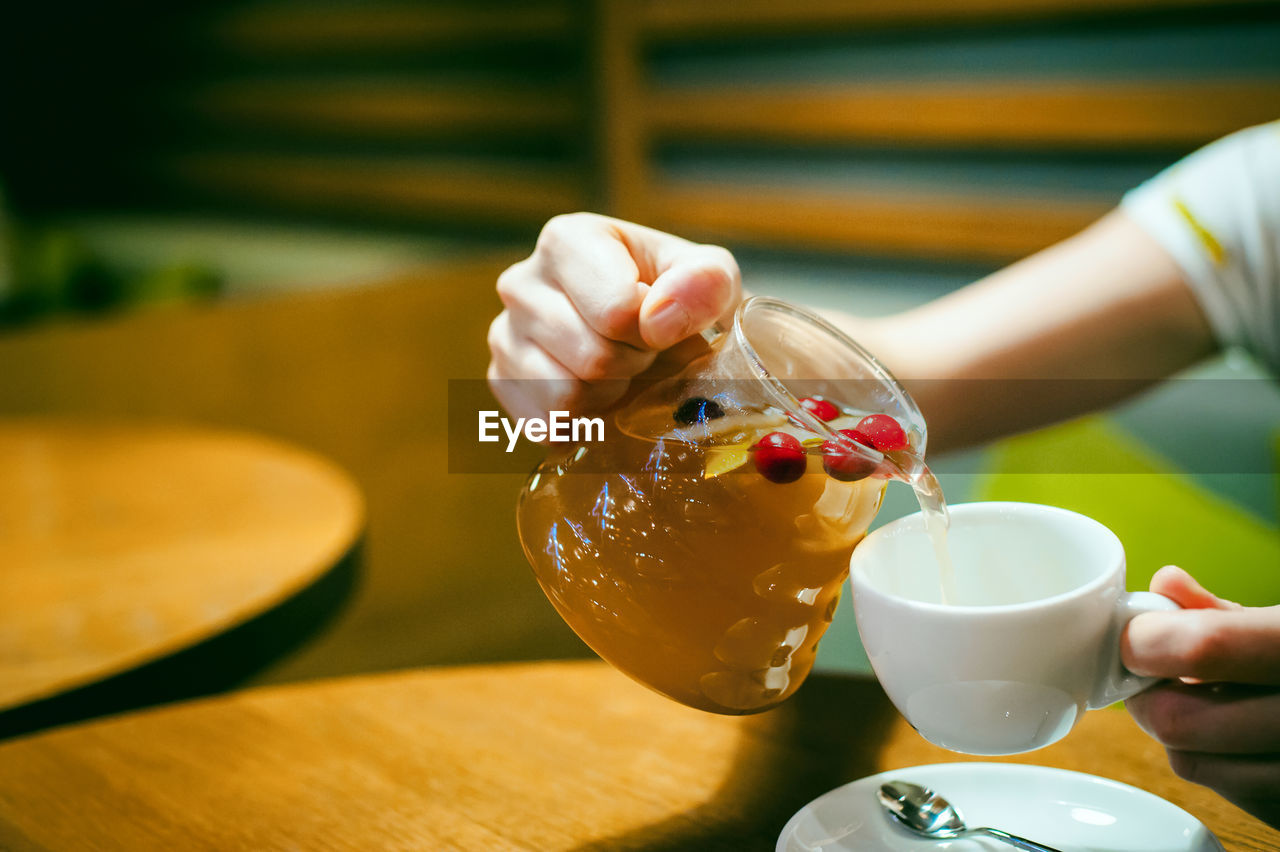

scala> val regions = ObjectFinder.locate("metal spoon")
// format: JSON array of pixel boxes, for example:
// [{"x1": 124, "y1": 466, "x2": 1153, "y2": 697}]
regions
[{"x1": 877, "y1": 780, "x2": 1063, "y2": 851}]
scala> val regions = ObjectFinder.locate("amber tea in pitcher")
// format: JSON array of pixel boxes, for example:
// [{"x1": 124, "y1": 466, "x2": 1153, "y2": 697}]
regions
[{"x1": 517, "y1": 297, "x2": 937, "y2": 714}]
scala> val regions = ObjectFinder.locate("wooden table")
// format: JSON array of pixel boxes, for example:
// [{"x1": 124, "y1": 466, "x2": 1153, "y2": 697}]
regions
[
  {"x1": 0, "y1": 255, "x2": 590, "y2": 695},
  {"x1": 0, "y1": 660, "x2": 1273, "y2": 851},
  {"x1": 0, "y1": 419, "x2": 363, "y2": 735}
]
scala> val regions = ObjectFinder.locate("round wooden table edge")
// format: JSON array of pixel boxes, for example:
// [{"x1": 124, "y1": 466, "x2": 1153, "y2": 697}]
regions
[{"x1": 0, "y1": 416, "x2": 367, "y2": 713}]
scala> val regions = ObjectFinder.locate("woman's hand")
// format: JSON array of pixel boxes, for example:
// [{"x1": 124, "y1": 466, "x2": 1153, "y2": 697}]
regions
[
  {"x1": 487, "y1": 213, "x2": 741, "y2": 422},
  {"x1": 1123, "y1": 565, "x2": 1280, "y2": 827}
]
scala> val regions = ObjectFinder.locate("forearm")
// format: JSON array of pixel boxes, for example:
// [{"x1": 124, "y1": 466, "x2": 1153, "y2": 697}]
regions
[{"x1": 823, "y1": 210, "x2": 1217, "y2": 453}]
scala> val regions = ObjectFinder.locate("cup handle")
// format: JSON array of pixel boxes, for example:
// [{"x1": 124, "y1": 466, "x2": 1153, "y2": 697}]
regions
[{"x1": 1087, "y1": 591, "x2": 1180, "y2": 710}]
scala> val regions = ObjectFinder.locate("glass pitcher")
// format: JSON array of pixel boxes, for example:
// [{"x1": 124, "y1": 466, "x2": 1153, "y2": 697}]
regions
[{"x1": 516, "y1": 297, "x2": 926, "y2": 714}]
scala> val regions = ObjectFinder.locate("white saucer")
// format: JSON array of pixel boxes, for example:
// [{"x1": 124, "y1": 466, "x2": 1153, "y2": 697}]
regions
[{"x1": 777, "y1": 762, "x2": 1223, "y2": 851}]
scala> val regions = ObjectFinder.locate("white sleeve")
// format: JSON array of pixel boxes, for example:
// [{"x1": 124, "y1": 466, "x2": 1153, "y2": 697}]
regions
[{"x1": 1121, "y1": 121, "x2": 1280, "y2": 376}]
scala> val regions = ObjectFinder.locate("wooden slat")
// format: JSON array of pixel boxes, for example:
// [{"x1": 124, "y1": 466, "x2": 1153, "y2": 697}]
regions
[
  {"x1": 642, "y1": 0, "x2": 1280, "y2": 38},
  {"x1": 210, "y1": 2, "x2": 574, "y2": 54},
  {"x1": 648, "y1": 80, "x2": 1280, "y2": 149},
  {"x1": 156, "y1": 153, "x2": 588, "y2": 224},
  {"x1": 591, "y1": 0, "x2": 649, "y2": 217},
  {"x1": 184, "y1": 82, "x2": 578, "y2": 138},
  {"x1": 649, "y1": 180, "x2": 1113, "y2": 261}
]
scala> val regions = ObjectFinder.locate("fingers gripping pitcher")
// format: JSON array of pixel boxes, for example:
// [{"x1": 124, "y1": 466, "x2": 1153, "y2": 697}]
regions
[{"x1": 517, "y1": 298, "x2": 930, "y2": 714}]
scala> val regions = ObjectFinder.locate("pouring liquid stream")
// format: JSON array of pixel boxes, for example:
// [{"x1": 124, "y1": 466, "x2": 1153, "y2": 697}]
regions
[{"x1": 892, "y1": 455, "x2": 957, "y2": 605}]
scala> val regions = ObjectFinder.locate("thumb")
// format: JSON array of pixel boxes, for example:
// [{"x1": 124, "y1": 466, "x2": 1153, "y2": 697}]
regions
[
  {"x1": 638, "y1": 244, "x2": 741, "y2": 350},
  {"x1": 1149, "y1": 565, "x2": 1242, "y2": 611}
]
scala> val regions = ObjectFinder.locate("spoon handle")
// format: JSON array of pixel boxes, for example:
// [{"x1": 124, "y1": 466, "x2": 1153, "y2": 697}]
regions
[{"x1": 974, "y1": 826, "x2": 1064, "y2": 852}]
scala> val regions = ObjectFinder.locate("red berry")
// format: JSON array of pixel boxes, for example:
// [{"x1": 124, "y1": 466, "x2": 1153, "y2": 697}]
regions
[
  {"x1": 853, "y1": 414, "x2": 909, "y2": 452},
  {"x1": 799, "y1": 397, "x2": 839, "y2": 422},
  {"x1": 752, "y1": 431, "x2": 806, "y2": 483},
  {"x1": 822, "y1": 429, "x2": 879, "y2": 482}
]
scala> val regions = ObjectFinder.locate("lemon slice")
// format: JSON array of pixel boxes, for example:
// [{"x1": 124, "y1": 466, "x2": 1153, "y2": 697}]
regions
[
  {"x1": 704, "y1": 445, "x2": 751, "y2": 478},
  {"x1": 696, "y1": 411, "x2": 789, "y2": 442}
]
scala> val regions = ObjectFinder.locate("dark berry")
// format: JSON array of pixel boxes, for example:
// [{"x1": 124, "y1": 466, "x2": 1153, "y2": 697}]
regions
[
  {"x1": 853, "y1": 414, "x2": 909, "y2": 452},
  {"x1": 799, "y1": 397, "x2": 839, "y2": 422},
  {"x1": 822, "y1": 429, "x2": 879, "y2": 482},
  {"x1": 674, "y1": 396, "x2": 725, "y2": 425},
  {"x1": 752, "y1": 431, "x2": 806, "y2": 483}
]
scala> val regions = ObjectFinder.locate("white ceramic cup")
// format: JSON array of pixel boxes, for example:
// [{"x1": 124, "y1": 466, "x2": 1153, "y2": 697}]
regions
[{"x1": 850, "y1": 501, "x2": 1178, "y2": 755}]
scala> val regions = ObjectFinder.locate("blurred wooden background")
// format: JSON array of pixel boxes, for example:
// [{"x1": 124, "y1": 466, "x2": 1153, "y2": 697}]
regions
[{"x1": 3, "y1": 0, "x2": 1278, "y2": 264}]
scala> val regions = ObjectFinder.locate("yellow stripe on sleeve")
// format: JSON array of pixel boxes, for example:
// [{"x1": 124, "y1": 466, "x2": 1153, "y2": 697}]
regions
[{"x1": 1173, "y1": 197, "x2": 1227, "y2": 265}]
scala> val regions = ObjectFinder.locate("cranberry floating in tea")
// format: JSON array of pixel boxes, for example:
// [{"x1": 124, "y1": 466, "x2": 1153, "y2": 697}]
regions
[{"x1": 516, "y1": 297, "x2": 936, "y2": 714}]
